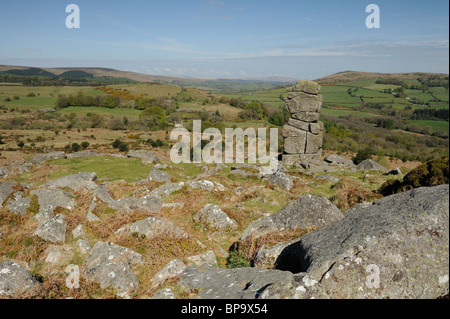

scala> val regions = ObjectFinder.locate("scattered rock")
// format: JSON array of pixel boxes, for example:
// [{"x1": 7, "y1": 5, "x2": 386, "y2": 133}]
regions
[
  {"x1": 186, "y1": 250, "x2": 218, "y2": 267},
  {"x1": 240, "y1": 194, "x2": 343, "y2": 241},
  {"x1": 151, "y1": 182, "x2": 185, "y2": 196},
  {"x1": 45, "y1": 247, "x2": 62, "y2": 264},
  {"x1": 34, "y1": 214, "x2": 66, "y2": 243},
  {"x1": 194, "y1": 204, "x2": 238, "y2": 231},
  {"x1": 116, "y1": 216, "x2": 188, "y2": 239},
  {"x1": 77, "y1": 239, "x2": 91, "y2": 254},
  {"x1": 31, "y1": 188, "x2": 76, "y2": 224},
  {"x1": 6, "y1": 191, "x2": 30, "y2": 215},
  {"x1": 0, "y1": 261, "x2": 40, "y2": 296},
  {"x1": 72, "y1": 224, "x2": 85, "y2": 238},
  {"x1": 146, "y1": 167, "x2": 171, "y2": 183},
  {"x1": 264, "y1": 171, "x2": 293, "y2": 191},
  {"x1": 83, "y1": 241, "x2": 144, "y2": 292},
  {"x1": 38, "y1": 108, "x2": 56, "y2": 113},
  {"x1": 324, "y1": 154, "x2": 356, "y2": 168},
  {"x1": 356, "y1": 159, "x2": 388, "y2": 171},
  {"x1": 315, "y1": 175, "x2": 341, "y2": 183},
  {"x1": 127, "y1": 150, "x2": 158, "y2": 165},
  {"x1": 42, "y1": 172, "x2": 98, "y2": 191},
  {"x1": 66, "y1": 151, "x2": 99, "y2": 159},
  {"x1": 30, "y1": 151, "x2": 65, "y2": 166},
  {"x1": 0, "y1": 182, "x2": 17, "y2": 207},
  {"x1": 111, "y1": 195, "x2": 162, "y2": 213},
  {"x1": 0, "y1": 166, "x2": 10, "y2": 178},
  {"x1": 151, "y1": 259, "x2": 186, "y2": 288}
]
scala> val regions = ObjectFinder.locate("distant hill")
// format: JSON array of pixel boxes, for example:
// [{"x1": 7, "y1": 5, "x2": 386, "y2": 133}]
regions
[
  {"x1": 315, "y1": 71, "x2": 449, "y2": 84},
  {"x1": 0, "y1": 65, "x2": 295, "y2": 92}
]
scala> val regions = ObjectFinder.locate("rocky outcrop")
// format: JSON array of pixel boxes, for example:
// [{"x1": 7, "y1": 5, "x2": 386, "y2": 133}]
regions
[
  {"x1": 282, "y1": 80, "x2": 324, "y2": 166},
  {"x1": 41, "y1": 172, "x2": 98, "y2": 191},
  {"x1": 194, "y1": 204, "x2": 238, "y2": 231},
  {"x1": 240, "y1": 194, "x2": 343, "y2": 241},
  {"x1": 31, "y1": 188, "x2": 77, "y2": 224},
  {"x1": 324, "y1": 154, "x2": 356, "y2": 168},
  {"x1": 83, "y1": 241, "x2": 144, "y2": 292},
  {"x1": 30, "y1": 151, "x2": 65, "y2": 166},
  {"x1": 146, "y1": 168, "x2": 171, "y2": 183},
  {"x1": 356, "y1": 159, "x2": 388, "y2": 171},
  {"x1": 269, "y1": 185, "x2": 449, "y2": 299},
  {"x1": 34, "y1": 214, "x2": 67, "y2": 243},
  {"x1": 116, "y1": 216, "x2": 188, "y2": 239},
  {"x1": 127, "y1": 150, "x2": 158, "y2": 165}
]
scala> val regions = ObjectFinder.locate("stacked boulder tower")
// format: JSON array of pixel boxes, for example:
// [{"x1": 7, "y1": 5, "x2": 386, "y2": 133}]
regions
[{"x1": 282, "y1": 80, "x2": 324, "y2": 166}]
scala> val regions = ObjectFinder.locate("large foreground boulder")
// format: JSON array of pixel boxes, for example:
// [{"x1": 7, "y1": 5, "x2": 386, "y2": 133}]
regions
[
  {"x1": 270, "y1": 184, "x2": 449, "y2": 299},
  {"x1": 0, "y1": 261, "x2": 40, "y2": 296},
  {"x1": 240, "y1": 195, "x2": 343, "y2": 241}
]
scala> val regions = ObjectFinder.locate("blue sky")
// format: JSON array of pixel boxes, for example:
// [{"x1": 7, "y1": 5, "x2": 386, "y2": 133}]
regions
[{"x1": 0, "y1": 0, "x2": 448, "y2": 79}]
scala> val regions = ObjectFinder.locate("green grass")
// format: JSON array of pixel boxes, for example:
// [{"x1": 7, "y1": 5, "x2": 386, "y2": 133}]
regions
[{"x1": 18, "y1": 156, "x2": 151, "y2": 185}]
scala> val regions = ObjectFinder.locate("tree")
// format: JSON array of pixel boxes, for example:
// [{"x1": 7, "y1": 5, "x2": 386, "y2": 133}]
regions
[{"x1": 139, "y1": 106, "x2": 168, "y2": 130}]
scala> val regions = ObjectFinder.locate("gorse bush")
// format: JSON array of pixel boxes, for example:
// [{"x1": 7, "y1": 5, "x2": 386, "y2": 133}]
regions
[{"x1": 379, "y1": 156, "x2": 449, "y2": 196}]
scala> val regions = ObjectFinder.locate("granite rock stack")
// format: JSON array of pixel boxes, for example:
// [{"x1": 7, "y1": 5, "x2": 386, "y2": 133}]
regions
[{"x1": 282, "y1": 80, "x2": 324, "y2": 166}]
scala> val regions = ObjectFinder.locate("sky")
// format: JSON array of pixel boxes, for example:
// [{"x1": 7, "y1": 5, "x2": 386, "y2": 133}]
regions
[{"x1": 0, "y1": 0, "x2": 448, "y2": 80}]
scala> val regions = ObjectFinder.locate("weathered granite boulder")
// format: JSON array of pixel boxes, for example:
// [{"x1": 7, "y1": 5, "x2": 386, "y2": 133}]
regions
[
  {"x1": 272, "y1": 185, "x2": 449, "y2": 299},
  {"x1": 66, "y1": 151, "x2": 99, "y2": 159},
  {"x1": 179, "y1": 264, "x2": 293, "y2": 299},
  {"x1": 0, "y1": 182, "x2": 17, "y2": 206},
  {"x1": 42, "y1": 172, "x2": 97, "y2": 191},
  {"x1": 30, "y1": 151, "x2": 65, "y2": 165},
  {"x1": 34, "y1": 214, "x2": 67, "y2": 243},
  {"x1": 146, "y1": 167, "x2": 171, "y2": 183},
  {"x1": 151, "y1": 259, "x2": 186, "y2": 288},
  {"x1": 194, "y1": 204, "x2": 238, "y2": 231},
  {"x1": 324, "y1": 154, "x2": 356, "y2": 168},
  {"x1": 111, "y1": 195, "x2": 162, "y2": 213},
  {"x1": 151, "y1": 182, "x2": 185, "y2": 196},
  {"x1": 0, "y1": 261, "x2": 40, "y2": 296},
  {"x1": 127, "y1": 149, "x2": 158, "y2": 164},
  {"x1": 288, "y1": 80, "x2": 321, "y2": 95},
  {"x1": 264, "y1": 171, "x2": 294, "y2": 191},
  {"x1": 83, "y1": 241, "x2": 144, "y2": 292},
  {"x1": 186, "y1": 250, "x2": 218, "y2": 267},
  {"x1": 356, "y1": 159, "x2": 388, "y2": 171},
  {"x1": 116, "y1": 216, "x2": 188, "y2": 239},
  {"x1": 31, "y1": 188, "x2": 77, "y2": 224},
  {"x1": 240, "y1": 194, "x2": 343, "y2": 241},
  {"x1": 6, "y1": 191, "x2": 30, "y2": 215}
]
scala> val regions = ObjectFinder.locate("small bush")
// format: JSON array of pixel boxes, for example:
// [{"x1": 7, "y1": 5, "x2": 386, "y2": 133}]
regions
[
  {"x1": 353, "y1": 147, "x2": 375, "y2": 165},
  {"x1": 81, "y1": 141, "x2": 90, "y2": 149},
  {"x1": 379, "y1": 156, "x2": 449, "y2": 196},
  {"x1": 111, "y1": 139, "x2": 128, "y2": 152},
  {"x1": 71, "y1": 143, "x2": 81, "y2": 152}
]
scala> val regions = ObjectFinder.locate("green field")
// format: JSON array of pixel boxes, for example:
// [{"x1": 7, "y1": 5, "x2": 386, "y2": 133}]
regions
[{"x1": 408, "y1": 120, "x2": 449, "y2": 133}]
